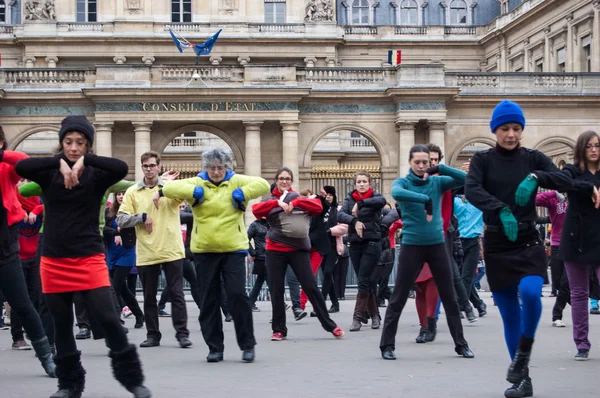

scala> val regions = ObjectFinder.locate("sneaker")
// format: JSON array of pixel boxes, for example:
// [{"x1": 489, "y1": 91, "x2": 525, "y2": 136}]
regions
[
  {"x1": 158, "y1": 308, "x2": 170, "y2": 317},
  {"x1": 75, "y1": 328, "x2": 91, "y2": 340},
  {"x1": 552, "y1": 319, "x2": 567, "y2": 327},
  {"x1": 122, "y1": 306, "x2": 133, "y2": 318},
  {"x1": 332, "y1": 326, "x2": 344, "y2": 339},
  {"x1": 12, "y1": 339, "x2": 32, "y2": 350},
  {"x1": 251, "y1": 305, "x2": 260, "y2": 312},
  {"x1": 478, "y1": 302, "x2": 488, "y2": 317},
  {"x1": 590, "y1": 307, "x2": 600, "y2": 315},
  {"x1": 575, "y1": 349, "x2": 589, "y2": 361},
  {"x1": 294, "y1": 311, "x2": 307, "y2": 321},
  {"x1": 271, "y1": 332, "x2": 285, "y2": 341},
  {"x1": 285, "y1": 303, "x2": 291, "y2": 311},
  {"x1": 224, "y1": 314, "x2": 233, "y2": 322},
  {"x1": 465, "y1": 310, "x2": 478, "y2": 323},
  {"x1": 0, "y1": 321, "x2": 8, "y2": 331}
]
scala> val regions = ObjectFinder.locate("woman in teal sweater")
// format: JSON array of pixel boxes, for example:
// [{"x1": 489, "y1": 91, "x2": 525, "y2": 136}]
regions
[{"x1": 379, "y1": 144, "x2": 474, "y2": 360}]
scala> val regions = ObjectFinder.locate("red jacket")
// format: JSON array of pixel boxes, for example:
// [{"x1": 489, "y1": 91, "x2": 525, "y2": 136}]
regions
[{"x1": 0, "y1": 150, "x2": 29, "y2": 227}]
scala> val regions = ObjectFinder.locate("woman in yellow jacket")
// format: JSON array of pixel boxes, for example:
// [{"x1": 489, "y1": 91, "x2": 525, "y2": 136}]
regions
[{"x1": 160, "y1": 148, "x2": 269, "y2": 364}]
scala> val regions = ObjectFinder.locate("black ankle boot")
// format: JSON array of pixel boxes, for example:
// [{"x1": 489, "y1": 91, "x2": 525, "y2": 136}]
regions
[
  {"x1": 110, "y1": 344, "x2": 152, "y2": 398},
  {"x1": 134, "y1": 314, "x2": 144, "y2": 329},
  {"x1": 415, "y1": 327, "x2": 427, "y2": 344},
  {"x1": 50, "y1": 351, "x2": 86, "y2": 398},
  {"x1": 504, "y1": 376, "x2": 533, "y2": 398},
  {"x1": 506, "y1": 350, "x2": 531, "y2": 383},
  {"x1": 32, "y1": 337, "x2": 56, "y2": 377},
  {"x1": 424, "y1": 317, "x2": 437, "y2": 342}
]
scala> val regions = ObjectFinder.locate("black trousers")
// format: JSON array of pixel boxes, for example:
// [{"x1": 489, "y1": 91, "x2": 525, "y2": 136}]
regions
[
  {"x1": 460, "y1": 237, "x2": 485, "y2": 311},
  {"x1": 551, "y1": 246, "x2": 571, "y2": 321},
  {"x1": 267, "y1": 250, "x2": 337, "y2": 336},
  {"x1": 349, "y1": 241, "x2": 381, "y2": 293},
  {"x1": 111, "y1": 266, "x2": 143, "y2": 318},
  {"x1": 320, "y1": 252, "x2": 339, "y2": 307},
  {"x1": 0, "y1": 257, "x2": 46, "y2": 343},
  {"x1": 334, "y1": 255, "x2": 350, "y2": 299},
  {"x1": 158, "y1": 258, "x2": 204, "y2": 311},
  {"x1": 249, "y1": 258, "x2": 271, "y2": 304},
  {"x1": 195, "y1": 253, "x2": 255, "y2": 353},
  {"x1": 138, "y1": 259, "x2": 189, "y2": 341},
  {"x1": 127, "y1": 273, "x2": 138, "y2": 297},
  {"x1": 46, "y1": 287, "x2": 128, "y2": 355},
  {"x1": 447, "y1": 239, "x2": 472, "y2": 313},
  {"x1": 74, "y1": 291, "x2": 104, "y2": 339},
  {"x1": 10, "y1": 258, "x2": 41, "y2": 342},
  {"x1": 380, "y1": 244, "x2": 468, "y2": 351}
]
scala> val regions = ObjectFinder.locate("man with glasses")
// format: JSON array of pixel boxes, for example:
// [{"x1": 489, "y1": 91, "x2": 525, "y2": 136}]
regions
[{"x1": 117, "y1": 151, "x2": 191, "y2": 349}]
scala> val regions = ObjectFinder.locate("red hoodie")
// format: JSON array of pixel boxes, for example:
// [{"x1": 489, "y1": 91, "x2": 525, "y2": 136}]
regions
[
  {"x1": 17, "y1": 193, "x2": 43, "y2": 259},
  {"x1": 0, "y1": 150, "x2": 29, "y2": 227}
]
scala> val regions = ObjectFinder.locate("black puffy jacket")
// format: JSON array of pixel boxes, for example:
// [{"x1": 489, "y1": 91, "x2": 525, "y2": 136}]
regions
[{"x1": 337, "y1": 191, "x2": 386, "y2": 243}]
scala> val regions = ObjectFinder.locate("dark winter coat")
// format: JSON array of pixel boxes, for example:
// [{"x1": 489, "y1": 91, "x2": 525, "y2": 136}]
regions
[{"x1": 337, "y1": 191, "x2": 386, "y2": 243}]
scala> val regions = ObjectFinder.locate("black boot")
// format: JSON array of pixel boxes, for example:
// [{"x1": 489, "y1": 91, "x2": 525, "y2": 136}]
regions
[
  {"x1": 350, "y1": 292, "x2": 368, "y2": 332},
  {"x1": 110, "y1": 344, "x2": 152, "y2": 398},
  {"x1": 31, "y1": 337, "x2": 56, "y2": 377},
  {"x1": 367, "y1": 293, "x2": 381, "y2": 329},
  {"x1": 50, "y1": 351, "x2": 86, "y2": 398},
  {"x1": 504, "y1": 375, "x2": 533, "y2": 398},
  {"x1": 424, "y1": 317, "x2": 437, "y2": 342},
  {"x1": 506, "y1": 349, "x2": 532, "y2": 383},
  {"x1": 415, "y1": 327, "x2": 427, "y2": 344},
  {"x1": 134, "y1": 314, "x2": 144, "y2": 329}
]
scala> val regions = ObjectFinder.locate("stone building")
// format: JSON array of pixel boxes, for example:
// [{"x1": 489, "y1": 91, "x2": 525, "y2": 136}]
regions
[{"x1": 0, "y1": 0, "x2": 598, "y2": 204}]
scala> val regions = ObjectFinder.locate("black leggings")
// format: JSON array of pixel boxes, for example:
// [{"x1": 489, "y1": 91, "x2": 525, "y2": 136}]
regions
[
  {"x1": 111, "y1": 266, "x2": 143, "y2": 318},
  {"x1": 380, "y1": 244, "x2": 468, "y2": 351},
  {"x1": 46, "y1": 287, "x2": 128, "y2": 355},
  {"x1": 320, "y1": 252, "x2": 339, "y2": 307}
]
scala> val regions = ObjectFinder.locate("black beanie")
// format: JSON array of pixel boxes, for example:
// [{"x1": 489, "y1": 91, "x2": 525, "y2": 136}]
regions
[
  {"x1": 58, "y1": 115, "x2": 95, "y2": 145},
  {"x1": 323, "y1": 186, "x2": 336, "y2": 196}
]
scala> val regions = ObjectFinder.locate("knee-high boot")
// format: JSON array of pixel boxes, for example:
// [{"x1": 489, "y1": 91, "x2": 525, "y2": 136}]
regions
[
  {"x1": 367, "y1": 292, "x2": 381, "y2": 329},
  {"x1": 31, "y1": 336, "x2": 56, "y2": 377},
  {"x1": 109, "y1": 344, "x2": 152, "y2": 398},
  {"x1": 350, "y1": 292, "x2": 369, "y2": 332},
  {"x1": 50, "y1": 351, "x2": 86, "y2": 398}
]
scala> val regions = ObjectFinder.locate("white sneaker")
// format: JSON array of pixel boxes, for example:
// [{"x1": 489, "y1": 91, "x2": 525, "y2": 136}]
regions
[
  {"x1": 122, "y1": 306, "x2": 133, "y2": 318},
  {"x1": 552, "y1": 320, "x2": 567, "y2": 327}
]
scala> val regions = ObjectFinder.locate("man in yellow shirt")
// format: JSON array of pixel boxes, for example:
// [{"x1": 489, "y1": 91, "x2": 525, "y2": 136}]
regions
[{"x1": 117, "y1": 151, "x2": 191, "y2": 349}]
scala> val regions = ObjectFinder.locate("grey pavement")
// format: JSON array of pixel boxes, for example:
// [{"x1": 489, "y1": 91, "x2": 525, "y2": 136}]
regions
[{"x1": 1, "y1": 292, "x2": 599, "y2": 398}]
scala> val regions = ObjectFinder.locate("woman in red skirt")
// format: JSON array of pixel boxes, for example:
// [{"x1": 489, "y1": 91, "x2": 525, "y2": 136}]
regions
[{"x1": 15, "y1": 116, "x2": 151, "y2": 398}]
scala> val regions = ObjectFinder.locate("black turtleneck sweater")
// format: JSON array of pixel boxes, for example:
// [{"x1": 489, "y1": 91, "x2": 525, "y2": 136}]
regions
[
  {"x1": 15, "y1": 154, "x2": 128, "y2": 258},
  {"x1": 465, "y1": 144, "x2": 572, "y2": 226}
]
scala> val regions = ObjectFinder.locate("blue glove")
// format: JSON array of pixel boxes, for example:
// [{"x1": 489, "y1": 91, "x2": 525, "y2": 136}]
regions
[
  {"x1": 232, "y1": 188, "x2": 246, "y2": 211},
  {"x1": 192, "y1": 186, "x2": 205, "y2": 207},
  {"x1": 515, "y1": 174, "x2": 538, "y2": 206},
  {"x1": 232, "y1": 188, "x2": 245, "y2": 202},
  {"x1": 499, "y1": 207, "x2": 518, "y2": 242}
]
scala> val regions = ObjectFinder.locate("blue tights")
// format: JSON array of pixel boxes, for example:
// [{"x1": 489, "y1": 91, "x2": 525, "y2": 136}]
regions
[{"x1": 493, "y1": 276, "x2": 544, "y2": 360}]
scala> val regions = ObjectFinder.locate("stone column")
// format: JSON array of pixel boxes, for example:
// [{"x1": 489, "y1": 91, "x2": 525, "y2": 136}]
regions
[
  {"x1": 244, "y1": 121, "x2": 263, "y2": 226},
  {"x1": 94, "y1": 123, "x2": 113, "y2": 158},
  {"x1": 428, "y1": 122, "x2": 446, "y2": 162},
  {"x1": 280, "y1": 121, "x2": 301, "y2": 183},
  {"x1": 566, "y1": 18, "x2": 575, "y2": 72},
  {"x1": 544, "y1": 34, "x2": 552, "y2": 72},
  {"x1": 397, "y1": 122, "x2": 415, "y2": 177},
  {"x1": 593, "y1": 2, "x2": 600, "y2": 72},
  {"x1": 133, "y1": 122, "x2": 152, "y2": 181}
]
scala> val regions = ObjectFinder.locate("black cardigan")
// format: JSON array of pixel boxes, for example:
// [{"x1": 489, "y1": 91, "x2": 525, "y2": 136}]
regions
[
  {"x1": 15, "y1": 154, "x2": 128, "y2": 258},
  {"x1": 104, "y1": 208, "x2": 136, "y2": 249},
  {"x1": 559, "y1": 164, "x2": 600, "y2": 264}
]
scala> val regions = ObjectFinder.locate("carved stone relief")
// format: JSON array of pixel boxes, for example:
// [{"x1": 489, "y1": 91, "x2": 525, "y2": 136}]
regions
[
  {"x1": 24, "y1": 0, "x2": 55, "y2": 21},
  {"x1": 305, "y1": 0, "x2": 334, "y2": 22},
  {"x1": 219, "y1": 0, "x2": 239, "y2": 15},
  {"x1": 125, "y1": 0, "x2": 144, "y2": 15}
]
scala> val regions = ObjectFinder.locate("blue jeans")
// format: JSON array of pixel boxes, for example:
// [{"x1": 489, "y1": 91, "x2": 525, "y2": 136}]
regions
[{"x1": 591, "y1": 299, "x2": 599, "y2": 310}]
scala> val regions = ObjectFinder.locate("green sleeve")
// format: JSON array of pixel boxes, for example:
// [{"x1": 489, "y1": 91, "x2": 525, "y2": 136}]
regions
[
  {"x1": 438, "y1": 164, "x2": 466, "y2": 192},
  {"x1": 106, "y1": 180, "x2": 136, "y2": 197},
  {"x1": 391, "y1": 178, "x2": 429, "y2": 204},
  {"x1": 236, "y1": 175, "x2": 270, "y2": 201},
  {"x1": 162, "y1": 178, "x2": 198, "y2": 201},
  {"x1": 19, "y1": 181, "x2": 42, "y2": 197}
]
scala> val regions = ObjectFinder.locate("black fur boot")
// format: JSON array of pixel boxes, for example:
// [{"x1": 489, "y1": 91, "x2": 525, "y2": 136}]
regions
[
  {"x1": 50, "y1": 351, "x2": 86, "y2": 398},
  {"x1": 31, "y1": 336, "x2": 56, "y2": 377},
  {"x1": 110, "y1": 344, "x2": 152, "y2": 398}
]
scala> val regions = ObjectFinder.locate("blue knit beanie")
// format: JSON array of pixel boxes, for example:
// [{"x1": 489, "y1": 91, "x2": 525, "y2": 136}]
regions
[{"x1": 490, "y1": 100, "x2": 525, "y2": 133}]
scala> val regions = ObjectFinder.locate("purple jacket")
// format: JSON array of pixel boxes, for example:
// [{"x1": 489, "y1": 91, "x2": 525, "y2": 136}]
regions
[{"x1": 536, "y1": 191, "x2": 568, "y2": 247}]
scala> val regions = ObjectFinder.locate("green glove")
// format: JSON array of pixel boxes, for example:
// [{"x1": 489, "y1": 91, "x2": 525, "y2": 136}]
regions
[
  {"x1": 499, "y1": 207, "x2": 518, "y2": 242},
  {"x1": 515, "y1": 174, "x2": 538, "y2": 206}
]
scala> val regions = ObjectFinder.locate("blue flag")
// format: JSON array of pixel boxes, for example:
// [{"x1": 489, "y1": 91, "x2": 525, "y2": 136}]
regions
[{"x1": 169, "y1": 29, "x2": 222, "y2": 64}]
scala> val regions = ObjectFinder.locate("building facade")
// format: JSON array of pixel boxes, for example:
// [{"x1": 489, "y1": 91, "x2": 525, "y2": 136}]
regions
[{"x1": 0, "y1": 0, "x2": 598, "y2": 202}]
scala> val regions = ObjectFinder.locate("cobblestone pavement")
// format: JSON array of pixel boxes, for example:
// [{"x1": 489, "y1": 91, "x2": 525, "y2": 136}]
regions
[{"x1": 1, "y1": 293, "x2": 598, "y2": 398}]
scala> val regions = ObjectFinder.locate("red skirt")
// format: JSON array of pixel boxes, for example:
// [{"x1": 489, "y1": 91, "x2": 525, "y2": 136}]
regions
[
  {"x1": 416, "y1": 262, "x2": 433, "y2": 283},
  {"x1": 41, "y1": 254, "x2": 110, "y2": 294}
]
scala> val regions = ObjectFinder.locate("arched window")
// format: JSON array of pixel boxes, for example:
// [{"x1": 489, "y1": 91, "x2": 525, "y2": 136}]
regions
[
  {"x1": 351, "y1": 0, "x2": 370, "y2": 25},
  {"x1": 400, "y1": 0, "x2": 418, "y2": 25},
  {"x1": 449, "y1": 0, "x2": 468, "y2": 25}
]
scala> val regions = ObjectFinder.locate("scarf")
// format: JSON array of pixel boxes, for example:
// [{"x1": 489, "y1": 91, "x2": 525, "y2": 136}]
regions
[{"x1": 351, "y1": 188, "x2": 374, "y2": 202}]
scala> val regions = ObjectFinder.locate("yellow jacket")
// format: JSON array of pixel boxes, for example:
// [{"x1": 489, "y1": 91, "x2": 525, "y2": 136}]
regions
[{"x1": 162, "y1": 170, "x2": 270, "y2": 253}]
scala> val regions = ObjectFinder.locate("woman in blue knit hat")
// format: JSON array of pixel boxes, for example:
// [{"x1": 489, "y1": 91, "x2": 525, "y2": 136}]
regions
[{"x1": 465, "y1": 100, "x2": 577, "y2": 398}]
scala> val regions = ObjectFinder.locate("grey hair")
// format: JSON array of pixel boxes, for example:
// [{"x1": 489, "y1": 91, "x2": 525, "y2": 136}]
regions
[{"x1": 202, "y1": 147, "x2": 233, "y2": 170}]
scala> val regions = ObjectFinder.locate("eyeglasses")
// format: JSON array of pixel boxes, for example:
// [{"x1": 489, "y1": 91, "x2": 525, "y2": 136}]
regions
[
  {"x1": 141, "y1": 164, "x2": 157, "y2": 170},
  {"x1": 586, "y1": 144, "x2": 600, "y2": 150},
  {"x1": 277, "y1": 177, "x2": 292, "y2": 182},
  {"x1": 207, "y1": 166, "x2": 225, "y2": 172}
]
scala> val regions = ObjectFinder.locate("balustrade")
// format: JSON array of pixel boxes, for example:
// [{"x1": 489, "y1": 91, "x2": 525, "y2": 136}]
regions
[
  {"x1": 3, "y1": 69, "x2": 94, "y2": 85},
  {"x1": 344, "y1": 26, "x2": 378, "y2": 35},
  {"x1": 67, "y1": 23, "x2": 105, "y2": 32},
  {"x1": 444, "y1": 26, "x2": 477, "y2": 35},
  {"x1": 160, "y1": 66, "x2": 244, "y2": 82},
  {"x1": 395, "y1": 26, "x2": 427, "y2": 35}
]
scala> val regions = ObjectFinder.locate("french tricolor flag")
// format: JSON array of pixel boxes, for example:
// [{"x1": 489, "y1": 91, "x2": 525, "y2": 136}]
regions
[{"x1": 388, "y1": 50, "x2": 402, "y2": 66}]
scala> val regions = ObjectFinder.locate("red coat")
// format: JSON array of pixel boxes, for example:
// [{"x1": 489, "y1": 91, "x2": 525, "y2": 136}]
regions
[{"x1": 0, "y1": 150, "x2": 28, "y2": 227}]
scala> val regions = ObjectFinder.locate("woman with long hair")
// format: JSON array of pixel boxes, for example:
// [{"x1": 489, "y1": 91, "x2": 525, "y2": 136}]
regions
[
  {"x1": 105, "y1": 192, "x2": 144, "y2": 329},
  {"x1": 380, "y1": 144, "x2": 474, "y2": 360},
  {"x1": 15, "y1": 115, "x2": 151, "y2": 398},
  {"x1": 560, "y1": 130, "x2": 600, "y2": 361},
  {"x1": 252, "y1": 167, "x2": 344, "y2": 341},
  {"x1": 337, "y1": 171, "x2": 386, "y2": 331}
]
